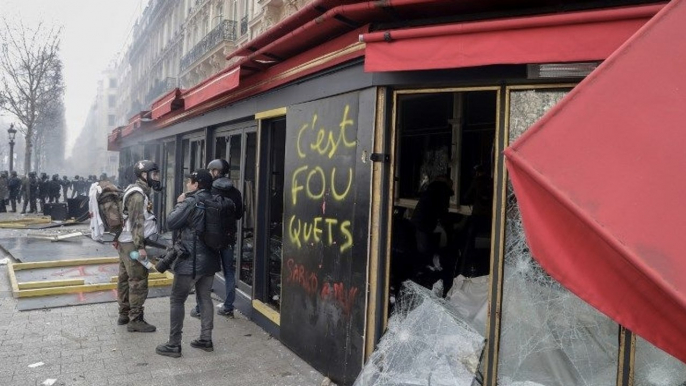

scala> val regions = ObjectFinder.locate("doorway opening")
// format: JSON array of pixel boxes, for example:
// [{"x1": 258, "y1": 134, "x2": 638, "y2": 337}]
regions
[{"x1": 388, "y1": 88, "x2": 498, "y2": 332}]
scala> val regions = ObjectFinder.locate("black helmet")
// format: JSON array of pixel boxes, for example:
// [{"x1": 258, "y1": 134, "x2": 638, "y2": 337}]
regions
[
  {"x1": 52, "y1": 174, "x2": 59, "y2": 180},
  {"x1": 40, "y1": 172, "x2": 47, "y2": 179},
  {"x1": 134, "y1": 160, "x2": 161, "y2": 191},
  {"x1": 29, "y1": 171, "x2": 37, "y2": 177},
  {"x1": 74, "y1": 175, "x2": 79, "y2": 180},
  {"x1": 62, "y1": 175, "x2": 68, "y2": 179},
  {"x1": 206, "y1": 159, "x2": 229, "y2": 176},
  {"x1": 11, "y1": 171, "x2": 17, "y2": 177}
]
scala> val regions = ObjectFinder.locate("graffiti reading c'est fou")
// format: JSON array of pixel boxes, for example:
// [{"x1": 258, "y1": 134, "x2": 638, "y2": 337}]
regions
[{"x1": 297, "y1": 104, "x2": 356, "y2": 159}]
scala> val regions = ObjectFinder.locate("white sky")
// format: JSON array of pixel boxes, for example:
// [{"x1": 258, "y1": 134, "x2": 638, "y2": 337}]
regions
[{"x1": 1, "y1": 0, "x2": 145, "y2": 156}]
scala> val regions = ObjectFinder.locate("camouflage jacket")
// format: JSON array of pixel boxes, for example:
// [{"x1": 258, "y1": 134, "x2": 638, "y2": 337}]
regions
[{"x1": 123, "y1": 180, "x2": 153, "y2": 250}]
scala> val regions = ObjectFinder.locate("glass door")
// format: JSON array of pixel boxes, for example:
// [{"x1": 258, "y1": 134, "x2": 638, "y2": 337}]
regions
[
  {"x1": 214, "y1": 128, "x2": 257, "y2": 293},
  {"x1": 160, "y1": 139, "x2": 177, "y2": 231},
  {"x1": 255, "y1": 117, "x2": 285, "y2": 311},
  {"x1": 182, "y1": 135, "x2": 205, "y2": 174}
]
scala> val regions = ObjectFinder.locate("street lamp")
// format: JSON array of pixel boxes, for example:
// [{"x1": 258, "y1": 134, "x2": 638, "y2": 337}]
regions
[{"x1": 7, "y1": 123, "x2": 16, "y2": 172}]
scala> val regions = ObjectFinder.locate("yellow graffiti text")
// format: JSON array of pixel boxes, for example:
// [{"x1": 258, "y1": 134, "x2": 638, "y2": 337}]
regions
[
  {"x1": 288, "y1": 215, "x2": 353, "y2": 252},
  {"x1": 297, "y1": 105, "x2": 357, "y2": 159},
  {"x1": 291, "y1": 165, "x2": 353, "y2": 205}
]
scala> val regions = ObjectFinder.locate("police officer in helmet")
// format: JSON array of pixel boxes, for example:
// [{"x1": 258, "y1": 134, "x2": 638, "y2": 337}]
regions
[{"x1": 115, "y1": 160, "x2": 162, "y2": 332}]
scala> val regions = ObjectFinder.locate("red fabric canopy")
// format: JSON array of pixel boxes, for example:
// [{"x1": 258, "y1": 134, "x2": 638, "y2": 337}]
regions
[
  {"x1": 362, "y1": 4, "x2": 662, "y2": 72},
  {"x1": 505, "y1": 0, "x2": 686, "y2": 363},
  {"x1": 151, "y1": 88, "x2": 183, "y2": 120},
  {"x1": 182, "y1": 67, "x2": 240, "y2": 110}
]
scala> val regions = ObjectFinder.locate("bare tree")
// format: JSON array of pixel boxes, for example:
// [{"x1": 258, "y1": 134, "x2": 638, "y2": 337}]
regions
[{"x1": 0, "y1": 19, "x2": 64, "y2": 173}]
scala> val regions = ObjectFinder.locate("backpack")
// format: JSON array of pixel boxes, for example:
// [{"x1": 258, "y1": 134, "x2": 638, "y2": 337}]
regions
[
  {"x1": 94, "y1": 181, "x2": 124, "y2": 235},
  {"x1": 197, "y1": 193, "x2": 236, "y2": 250}
]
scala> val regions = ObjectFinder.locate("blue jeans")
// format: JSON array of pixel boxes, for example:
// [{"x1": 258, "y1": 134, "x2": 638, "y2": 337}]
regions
[{"x1": 195, "y1": 245, "x2": 235, "y2": 312}]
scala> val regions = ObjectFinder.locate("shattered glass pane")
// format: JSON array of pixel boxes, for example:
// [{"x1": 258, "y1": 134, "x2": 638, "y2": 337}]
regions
[
  {"x1": 419, "y1": 146, "x2": 451, "y2": 191},
  {"x1": 634, "y1": 337, "x2": 686, "y2": 385},
  {"x1": 497, "y1": 89, "x2": 620, "y2": 386},
  {"x1": 354, "y1": 281, "x2": 484, "y2": 386}
]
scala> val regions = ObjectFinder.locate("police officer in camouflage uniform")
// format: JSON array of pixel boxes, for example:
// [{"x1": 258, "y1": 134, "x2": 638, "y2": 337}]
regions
[{"x1": 116, "y1": 160, "x2": 162, "y2": 332}]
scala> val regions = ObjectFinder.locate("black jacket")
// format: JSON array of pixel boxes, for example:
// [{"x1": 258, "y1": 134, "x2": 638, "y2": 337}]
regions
[
  {"x1": 411, "y1": 180, "x2": 453, "y2": 232},
  {"x1": 166, "y1": 189, "x2": 221, "y2": 277},
  {"x1": 211, "y1": 177, "x2": 243, "y2": 241}
]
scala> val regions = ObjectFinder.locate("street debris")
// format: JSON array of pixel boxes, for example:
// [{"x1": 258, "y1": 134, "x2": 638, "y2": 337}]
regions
[
  {"x1": 0, "y1": 258, "x2": 9, "y2": 265},
  {"x1": 28, "y1": 361, "x2": 45, "y2": 368},
  {"x1": 41, "y1": 379, "x2": 57, "y2": 386},
  {"x1": 27, "y1": 231, "x2": 87, "y2": 242}
]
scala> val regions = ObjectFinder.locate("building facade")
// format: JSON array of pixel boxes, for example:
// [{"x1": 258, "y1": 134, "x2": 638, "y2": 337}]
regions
[
  {"x1": 108, "y1": 0, "x2": 686, "y2": 385},
  {"x1": 71, "y1": 68, "x2": 119, "y2": 178}
]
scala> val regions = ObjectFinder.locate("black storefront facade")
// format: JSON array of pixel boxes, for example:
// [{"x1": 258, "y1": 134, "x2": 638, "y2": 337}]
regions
[{"x1": 110, "y1": 1, "x2": 686, "y2": 385}]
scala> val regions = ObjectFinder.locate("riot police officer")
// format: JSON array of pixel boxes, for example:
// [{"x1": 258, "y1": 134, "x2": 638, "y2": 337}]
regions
[
  {"x1": 21, "y1": 172, "x2": 39, "y2": 214},
  {"x1": 71, "y1": 175, "x2": 80, "y2": 198},
  {"x1": 0, "y1": 171, "x2": 8, "y2": 213},
  {"x1": 61, "y1": 175, "x2": 71, "y2": 202},
  {"x1": 8, "y1": 171, "x2": 21, "y2": 212},
  {"x1": 49, "y1": 174, "x2": 61, "y2": 203}
]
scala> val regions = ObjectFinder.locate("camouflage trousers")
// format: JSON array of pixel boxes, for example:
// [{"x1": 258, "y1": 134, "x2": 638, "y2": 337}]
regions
[{"x1": 117, "y1": 242, "x2": 149, "y2": 320}]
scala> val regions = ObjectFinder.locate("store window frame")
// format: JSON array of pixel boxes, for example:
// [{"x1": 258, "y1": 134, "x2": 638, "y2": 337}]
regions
[
  {"x1": 392, "y1": 87, "x2": 501, "y2": 217},
  {"x1": 484, "y1": 83, "x2": 635, "y2": 386},
  {"x1": 381, "y1": 85, "x2": 500, "y2": 381},
  {"x1": 181, "y1": 130, "x2": 207, "y2": 174},
  {"x1": 159, "y1": 137, "x2": 180, "y2": 231}
]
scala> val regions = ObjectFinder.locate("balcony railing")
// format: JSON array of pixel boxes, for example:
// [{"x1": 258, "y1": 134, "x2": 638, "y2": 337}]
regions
[
  {"x1": 180, "y1": 20, "x2": 237, "y2": 72},
  {"x1": 240, "y1": 15, "x2": 248, "y2": 36},
  {"x1": 144, "y1": 77, "x2": 177, "y2": 108}
]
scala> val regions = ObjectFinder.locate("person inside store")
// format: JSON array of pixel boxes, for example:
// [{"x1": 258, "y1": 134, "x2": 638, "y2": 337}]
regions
[{"x1": 409, "y1": 175, "x2": 455, "y2": 290}]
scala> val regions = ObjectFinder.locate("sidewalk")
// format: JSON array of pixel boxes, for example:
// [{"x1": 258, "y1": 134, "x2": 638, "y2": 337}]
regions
[{"x1": 0, "y1": 211, "x2": 327, "y2": 386}]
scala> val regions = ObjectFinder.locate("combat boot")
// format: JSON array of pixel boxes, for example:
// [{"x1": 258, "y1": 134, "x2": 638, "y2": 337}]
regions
[
  {"x1": 117, "y1": 314, "x2": 130, "y2": 325},
  {"x1": 127, "y1": 316, "x2": 156, "y2": 332}
]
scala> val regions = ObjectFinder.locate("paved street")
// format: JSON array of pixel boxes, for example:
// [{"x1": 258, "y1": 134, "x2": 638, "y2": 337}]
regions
[{"x1": 0, "y1": 212, "x2": 327, "y2": 386}]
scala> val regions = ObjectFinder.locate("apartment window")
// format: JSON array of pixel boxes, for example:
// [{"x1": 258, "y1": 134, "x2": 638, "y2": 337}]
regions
[
  {"x1": 108, "y1": 95, "x2": 116, "y2": 108},
  {"x1": 109, "y1": 78, "x2": 117, "y2": 88},
  {"x1": 108, "y1": 115, "x2": 115, "y2": 126}
]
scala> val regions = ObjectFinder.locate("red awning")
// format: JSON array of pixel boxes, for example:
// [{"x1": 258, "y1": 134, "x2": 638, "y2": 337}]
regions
[
  {"x1": 120, "y1": 123, "x2": 134, "y2": 138},
  {"x1": 107, "y1": 126, "x2": 123, "y2": 151},
  {"x1": 362, "y1": 4, "x2": 663, "y2": 72},
  {"x1": 151, "y1": 88, "x2": 183, "y2": 119},
  {"x1": 504, "y1": 0, "x2": 686, "y2": 363},
  {"x1": 182, "y1": 67, "x2": 240, "y2": 110}
]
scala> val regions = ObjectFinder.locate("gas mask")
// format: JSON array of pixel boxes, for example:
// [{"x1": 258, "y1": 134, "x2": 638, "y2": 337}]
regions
[{"x1": 147, "y1": 170, "x2": 162, "y2": 192}]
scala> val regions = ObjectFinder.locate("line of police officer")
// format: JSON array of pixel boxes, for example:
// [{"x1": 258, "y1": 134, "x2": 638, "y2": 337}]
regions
[{"x1": 0, "y1": 171, "x2": 111, "y2": 214}]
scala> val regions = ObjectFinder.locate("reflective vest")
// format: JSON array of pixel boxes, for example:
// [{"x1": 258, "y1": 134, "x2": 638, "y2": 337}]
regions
[{"x1": 118, "y1": 185, "x2": 158, "y2": 243}]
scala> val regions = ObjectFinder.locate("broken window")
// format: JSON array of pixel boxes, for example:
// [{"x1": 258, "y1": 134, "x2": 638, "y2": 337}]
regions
[
  {"x1": 355, "y1": 281, "x2": 485, "y2": 386},
  {"x1": 634, "y1": 337, "x2": 686, "y2": 385},
  {"x1": 497, "y1": 88, "x2": 620, "y2": 386}
]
